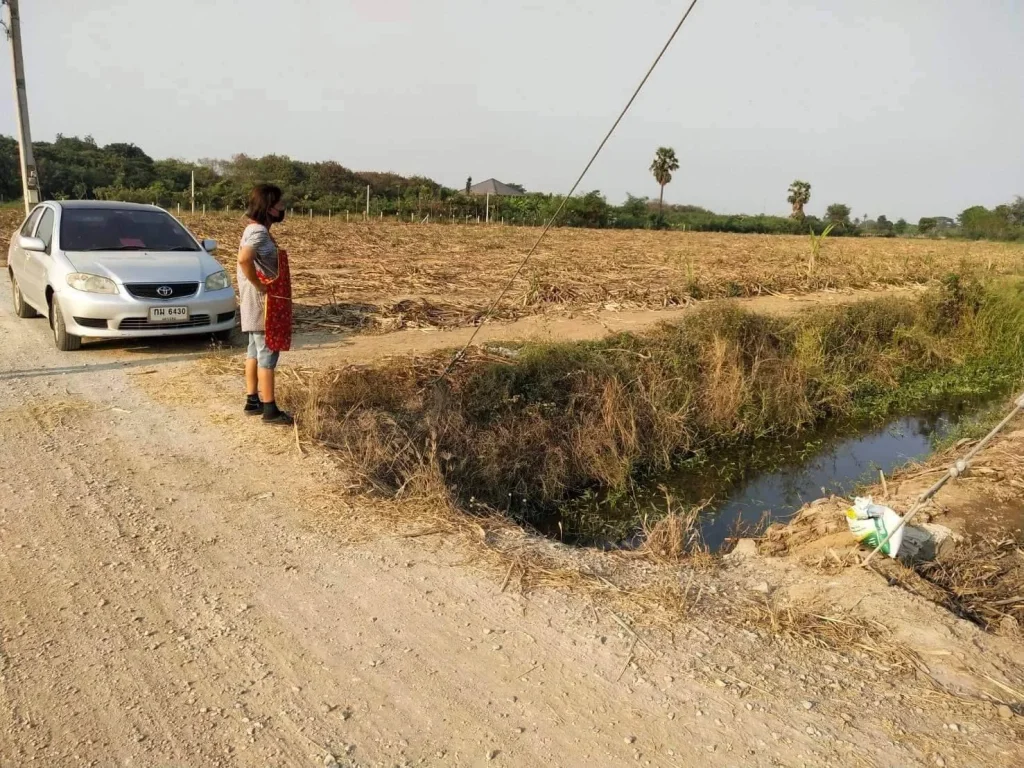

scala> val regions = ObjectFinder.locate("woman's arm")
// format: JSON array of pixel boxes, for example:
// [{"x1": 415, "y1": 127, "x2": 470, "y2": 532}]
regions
[{"x1": 238, "y1": 244, "x2": 268, "y2": 293}]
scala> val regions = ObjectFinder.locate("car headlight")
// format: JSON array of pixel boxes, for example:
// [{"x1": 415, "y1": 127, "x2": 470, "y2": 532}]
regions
[
  {"x1": 66, "y1": 273, "x2": 118, "y2": 294},
  {"x1": 204, "y1": 271, "x2": 230, "y2": 291}
]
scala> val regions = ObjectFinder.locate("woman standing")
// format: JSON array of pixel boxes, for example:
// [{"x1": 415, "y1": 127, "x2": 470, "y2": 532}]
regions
[{"x1": 237, "y1": 184, "x2": 294, "y2": 426}]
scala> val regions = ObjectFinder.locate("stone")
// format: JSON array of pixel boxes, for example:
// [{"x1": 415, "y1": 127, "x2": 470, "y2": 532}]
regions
[
  {"x1": 998, "y1": 615, "x2": 1020, "y2": 637},
  {"x1": 725, "y1": 539, "x2": 758, "y2": 560}
]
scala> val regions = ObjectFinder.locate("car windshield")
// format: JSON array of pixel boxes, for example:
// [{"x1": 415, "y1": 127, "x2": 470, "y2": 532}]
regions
[{"x1": 60, "y1": 208, "x2": 200, "y2": 252}]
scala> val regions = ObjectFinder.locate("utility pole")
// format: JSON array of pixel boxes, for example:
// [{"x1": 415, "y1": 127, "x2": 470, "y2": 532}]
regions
[
  {"x1": 2, "y1": 0, "x2": 41, "y2": 215},
  {"x1": 365, "y1": 184, "x2": 370, "y2": 220},
  {"x1": 190, "y1": 170, "x2": 195, "y2": 214}
]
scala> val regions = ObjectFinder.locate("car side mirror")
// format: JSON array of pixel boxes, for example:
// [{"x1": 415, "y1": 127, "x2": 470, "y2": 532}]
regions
[
  {"x1": 19, "y1": 236, "x2": 46, "y2": 252},
  {"x1": 202, "y1": 239, "x2": 217, "y2": 253}
]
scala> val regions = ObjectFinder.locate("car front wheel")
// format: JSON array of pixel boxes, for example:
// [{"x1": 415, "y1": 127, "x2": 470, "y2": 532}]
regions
[
  {"x1": 50, "y1": 298, "x2": 82, "y2": 351},
  {"x1": 10, "y1": 273, "x2": 38, "y2": 318}
]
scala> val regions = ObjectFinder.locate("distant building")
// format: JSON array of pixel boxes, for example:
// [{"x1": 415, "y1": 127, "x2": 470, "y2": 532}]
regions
[{"x1": 467, "y1": 179, "x2": 524, "y2": 197}]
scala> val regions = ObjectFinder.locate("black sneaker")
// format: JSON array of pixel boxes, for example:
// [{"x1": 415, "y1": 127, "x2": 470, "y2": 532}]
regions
[
  {"x1": 244, "y1": 400, "x2": 263, "y2": 416},
  {"x1": 263, "y1": 410, "x2": 295, "y2": 426}
]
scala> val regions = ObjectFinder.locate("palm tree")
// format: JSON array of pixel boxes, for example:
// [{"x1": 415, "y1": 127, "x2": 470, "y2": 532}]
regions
[
  {"x1": 650, "y1": 147, "x2": 680, "y2": 222},
  {"x1": 787, "y1": 180, "x2": 811, "y2": 219}
]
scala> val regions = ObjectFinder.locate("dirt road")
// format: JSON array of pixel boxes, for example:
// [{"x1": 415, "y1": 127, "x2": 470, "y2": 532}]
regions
[
  {"x1": 287, "y1": 285, "x2": 926, "y2": 367},
  {"x1": 1, "y1": 279, "x2": 1021, "y2": 767}
]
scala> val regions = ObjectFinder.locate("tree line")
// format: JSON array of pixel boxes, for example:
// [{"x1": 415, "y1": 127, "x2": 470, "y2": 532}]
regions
[{"x1": 1, "y1": 134, "x2": 1021, "y2": 240}]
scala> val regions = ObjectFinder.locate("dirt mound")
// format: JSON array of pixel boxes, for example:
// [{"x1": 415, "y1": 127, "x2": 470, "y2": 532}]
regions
[{"x1": 761, "y1": 411, "x2": 1024, "y2": 640}]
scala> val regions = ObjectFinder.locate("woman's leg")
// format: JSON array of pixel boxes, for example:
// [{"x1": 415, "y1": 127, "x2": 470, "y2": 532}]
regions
[
  {"x1": 257, "y1": 367, "x2": 275, "y2": 405},
  {"x1": 253, "y1": 334, "x2": 290, "y2": 425},
  {"x1": 244, "y1": 335, "x2": 261, "y2": 414},
  {"x1": 245, "y1": 358, "x2": 258, "y2": 396}
]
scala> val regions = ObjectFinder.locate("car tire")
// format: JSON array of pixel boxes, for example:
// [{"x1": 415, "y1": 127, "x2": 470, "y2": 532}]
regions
[
  {"x1": 50, "y1": 298, "x2": 82, "y2": 351},
  {"x1": 10, "y1": 273, "x2": 38, "y2": 318}
]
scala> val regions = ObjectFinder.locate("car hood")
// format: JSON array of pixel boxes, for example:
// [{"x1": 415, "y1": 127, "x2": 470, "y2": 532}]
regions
[{"x1": 63, "y1": 251, "x2": 219, "y2": 283}]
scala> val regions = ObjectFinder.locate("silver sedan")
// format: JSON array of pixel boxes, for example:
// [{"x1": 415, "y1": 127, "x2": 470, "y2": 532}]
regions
[{"x1": 6, "y1": 200, "x2": 236, "y2": 350}]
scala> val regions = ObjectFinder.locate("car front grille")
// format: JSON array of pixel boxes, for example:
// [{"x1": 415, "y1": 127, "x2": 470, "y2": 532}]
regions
[
  {"x1": 118, "y1": 315, "x2": 211, "y2": 331},
  {"x1": 124, "y1": 282, "x2": 199, "y2": 300}
]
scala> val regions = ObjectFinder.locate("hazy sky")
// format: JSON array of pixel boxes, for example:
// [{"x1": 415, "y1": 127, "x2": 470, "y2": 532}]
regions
[{"x1": 1, "y1": 0, "x2": 1021, "y2": 220}]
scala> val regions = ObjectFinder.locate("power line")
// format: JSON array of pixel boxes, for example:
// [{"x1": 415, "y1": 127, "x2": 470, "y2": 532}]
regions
[{"x1": 433, "y1": 0, "x2": 702, "y2": 385}]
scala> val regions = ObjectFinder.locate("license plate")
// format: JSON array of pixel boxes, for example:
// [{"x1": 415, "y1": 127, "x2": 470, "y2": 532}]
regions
[{"x1": 149, "y1": 306, "x2": 189, "y2": 323}]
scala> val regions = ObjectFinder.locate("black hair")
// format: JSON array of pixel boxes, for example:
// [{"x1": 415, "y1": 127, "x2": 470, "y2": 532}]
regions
[{"x1": 245, "y1": 184, "x2": 283, "y2": 226}]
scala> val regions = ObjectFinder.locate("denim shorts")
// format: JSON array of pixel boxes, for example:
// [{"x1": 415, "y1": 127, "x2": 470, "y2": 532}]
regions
[{"x1": 246, "y1": 333, "x2": 280, "y2": 370}]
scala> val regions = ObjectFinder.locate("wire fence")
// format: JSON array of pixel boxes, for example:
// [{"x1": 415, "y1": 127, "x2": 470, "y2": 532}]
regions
[{"x1": 169, "y1": 202, "x2": 591, "y2": 229}]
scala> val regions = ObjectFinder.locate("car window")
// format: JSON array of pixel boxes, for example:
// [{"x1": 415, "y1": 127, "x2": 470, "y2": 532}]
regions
[
  {"x1": 19, "y1": 208, "x2": 42, "y2": 237},
  {"x1": 36, "y1": 208, "x2": 55, "y2": 253},
  {"x1": 59, "y1": 208, "x2": 200, "y2": 253}
]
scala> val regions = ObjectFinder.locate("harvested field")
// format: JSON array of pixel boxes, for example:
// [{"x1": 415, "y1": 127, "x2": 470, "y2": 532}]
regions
[{"x1": 5, "y1": 207, "x2": 1022, "y2": 335}]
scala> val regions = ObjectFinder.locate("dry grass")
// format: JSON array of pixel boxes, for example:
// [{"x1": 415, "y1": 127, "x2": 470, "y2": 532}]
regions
[
  {"x1": 26, "y1": 397, "x2": 94, "y2": 432},
  {"x1": 277, "y1": 279, "x2": 1024, "y2": 536},
  {"x1": 638, "y1": 510, "x2": 702, "y2": 563},
  {"x1": 634, "y1": 488, "x2": 712, "y2": 564},
  {"x1": 914, "y1": 535, "x2": 1024, "y2": 635},
  {"x1": 318, "y1": 467, "x2": 708, "y2": 629},
  {"x1": 7, "y1": 207, "x2": 1019, "y2": 333},
  {"x1": 742, "y1": 594, "x2": 920, "y2": 671}
]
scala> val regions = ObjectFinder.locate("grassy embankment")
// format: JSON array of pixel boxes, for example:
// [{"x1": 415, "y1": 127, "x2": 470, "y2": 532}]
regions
[{"x1": 283, "y1": 275, "x2": 1024, "y2": 537}]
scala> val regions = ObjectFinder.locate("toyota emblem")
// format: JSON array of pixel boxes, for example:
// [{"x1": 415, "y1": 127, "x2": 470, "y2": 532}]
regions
[{"x1": 156, "y1": 286, "x2": 173, "y2": 298}]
